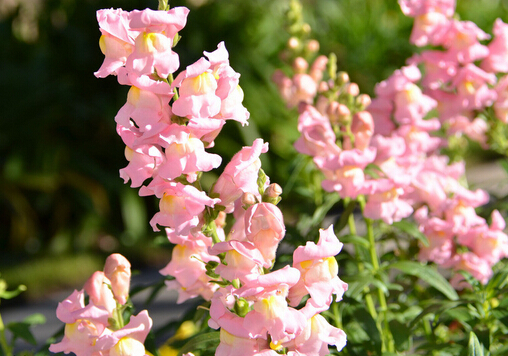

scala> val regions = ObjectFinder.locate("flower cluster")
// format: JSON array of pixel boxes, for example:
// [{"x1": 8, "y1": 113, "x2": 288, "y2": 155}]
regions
[
  {"x1": 273, "y1": 0, "x2": 508, "y2": 288},
  {"x1": 402, "y1": 0, "x2": 508, "y2": 145},
  {"x1": 92, "y1": 4, "x2": 348, "y2": 356},
  {"x1": 49, "y1": 254, "x2": 153, "y2": 356}
]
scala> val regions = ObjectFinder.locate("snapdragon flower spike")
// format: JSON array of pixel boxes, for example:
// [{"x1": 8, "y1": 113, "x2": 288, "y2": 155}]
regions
[{"x1": 50, "y1": 254, "x2": 153, "y2": 356}]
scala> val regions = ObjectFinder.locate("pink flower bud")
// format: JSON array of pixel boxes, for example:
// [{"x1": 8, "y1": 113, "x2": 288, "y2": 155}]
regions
[
  {"x1": 104, "y1": 253, "x2": 132, "y2": 305},
  {"x1": 84, "y1": 271, "x2": 117, "y2": 315}
]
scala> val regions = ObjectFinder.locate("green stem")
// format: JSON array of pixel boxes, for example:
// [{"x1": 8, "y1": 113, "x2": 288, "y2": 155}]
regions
[
  {"x1": 346, "y1": 205, "x2": 377, "y2": 320},
  {"x1": 0, "y1": 313, "x2": 13, "y2": 356},
  {"x1": 364, "y1": 212, "x2": 395, "y2": 353}
]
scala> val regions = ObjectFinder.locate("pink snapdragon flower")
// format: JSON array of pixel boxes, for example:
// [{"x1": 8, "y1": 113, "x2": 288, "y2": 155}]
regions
[
  {"x1": 94, "y1": 310, "x2": 153, "y2": 356},
  {"x1": 95, "y1": 9, "x2": 137, "y2": 78},
  {"x1": 458, "y1": 210, "x2": 508, "y2": 265},
  {"x1": 119, "y1": 145, "x2": 164, "y2": 188},
  {"x1": 140, "y1": 179, "x2": 220, "y2": 234},
  {"x1": 317, "y1": 147, "x2": 377, "y2": 198},
  {"x1": 212, "y1": 139, "x2": 269, "y2": 212},
  {"x1": 237, "y1": 266, "x2": 306, "y2": 343},
  {"x1": 414, "y1": 206, "x2": 455, "y2": 264},
  {"x1": 294, "y1": 105, "x2": 340, "y2": 158},
  {"x1": 445, "y1": 252, "x2": 493, "y2": 288},
  {"x1": 84, "y1": 272, "x2": 117, "y2": 316},
  {"x1": 362, "y1": 179, "x2": 414, "y2": 224},
  {"x1": 482, "y1": 18, "x2": 508, "y2": 73},
  {"x1": 49, "y1": 290, "x2": 110, "y2": 356},
  {"x1": 160, "y1": 233, "x2": 220, "y2": 303},
  {"x1": 244, "y1": 202, "x2": 286, "y2": 264},
  {"x1": 157, "y1": 124, "x2": 222, "y2": 181},
  {"x1": 494, "y1": 75, "x2": 508, "y2": 123},
  {"x1": 104, "y1": 253, "x2": 132, "y2": 305},
  {"x1": 289, "y1": 225, "x2": 348, "y2": 310},
  {"x1": 285, "y1": 314, "x2": 347, "y2": 356},
  {"x1": 441, "y1": 20, "x2": 490, "y2": 64}
]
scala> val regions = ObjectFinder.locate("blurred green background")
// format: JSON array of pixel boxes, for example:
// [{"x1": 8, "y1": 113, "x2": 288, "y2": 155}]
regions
[{"x1": 1, "y1": 0, "x2": 507, "y2": 299}]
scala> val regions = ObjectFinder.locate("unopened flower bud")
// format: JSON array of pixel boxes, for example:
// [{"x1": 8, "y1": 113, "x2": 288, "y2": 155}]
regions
[
  {"x1": 346, "y1": 82, "x2": 360, "y2": 97},
  {"x1": 302, "y1": 23, "x2": 311, "y2": 34},
  {"x1": 265, "y1": 183, "x2": 282, "y2": 198},
  {"x1": 306, "y1": 39, "x2": 320, "y2": 53},
  {"x1": 215, "y1": 211, "x2": 227, "y2": 228},
  {"x1": 356, "y1": 93, "x2": 371, "y2": 108},
  {"x1": 336, "y1": 71, "x2": 349, "y2": 85},
  {"x1": 318, "y1": 81, "x2": 329, "y2": 93},
  {"x1": 293, "y1": 57, "x2": 308, "y2": 73},
  {"x1": 234, "y1": 297, "x2": 250, "y2": 317},
  {"x1": 288, "y1": 37, "x2": 299, "y2": 49},
  {"x1": 241, "y1": 192, "x2": 257, "y2": 207}
]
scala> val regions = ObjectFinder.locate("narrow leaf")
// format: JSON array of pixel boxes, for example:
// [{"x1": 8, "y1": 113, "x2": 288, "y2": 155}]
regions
[
  {"x1": 178, "y1": 331, "x2": 220, "y2": 355},
  {"x1": 392, "y1": 220, "x2": 429, "y2": 247},
  {"x1": 388, "y1": 261, "x2": 458, "y2": 300},
  {"x1": 468, "y1": 331, "x2": 484, "y2": 356}
]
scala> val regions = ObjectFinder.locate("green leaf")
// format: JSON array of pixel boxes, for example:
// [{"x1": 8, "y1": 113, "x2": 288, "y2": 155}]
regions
[
  {"x1": 408, "y1": 300, "x2": 464, "y2": 330},
  {"x1": 335, "y1": 199, "x2": 357, "y2": 234},
  {"x1": 388, "y1": 261, "x2": 459, "y2": 300},
  {"x1": 468, "y1": 331, "x2": 484, "y2": 356},
  {"x1": 392, "y1": 220, "x2": 429, "y2": 247},
  {"x1": 7, "y1": 322, "x2": 37, "y2": 345},
  {"x1": 178, "y1": 331, "x2": 220, "y2": 355}
]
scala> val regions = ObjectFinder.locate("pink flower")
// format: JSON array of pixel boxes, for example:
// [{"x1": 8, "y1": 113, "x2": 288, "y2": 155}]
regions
[
  {"x1": 115, "y1": 86, "x2": 172, "y2": 132},
  {"x1": 172, "y1": 57, "x2": 222, "y2": 119},
  {"x1": 414, "y1": 207, "x2": 455, "y2": 264},
  {"x1": 212, "y1": 139, "x2": 269, "y2": 212},
  {"x1": 244, "y1": 202, "x2": 286, "y2": 265},
  {"x1": 216, "y1": 329, "x2": 278, "y2": 356},
  {"x1": 458, "y1": 210, "x2": 508, "y2": 265},
  {"x1": 157, "y1": 124, "x2": 222, "y2": 181},
  {"x1": 494, "y1": 74, "x2": 508, "y2": 123},
  {"x1": 451, "y1": 64, "x2": 497, "y2": 111},
  {"x1": 49, "y1": 290, "x2": 110, "y2": 356},
  {"x1": 482, "y1": 18, "x2": 508, "y2": 73},
  {"x1": 441, "y1": 20, "x2": 490, "y2": 64},
  {"x1": 289, "y1": 225, "x2": 348, "y2": 310},
  {"x1": 350, "y1": 111, "x2": 375, "y2": 150},
  {"x1": 160, "y1": 235, "x2": 220, "y2": 303},
  {"x1": 210, "y1": 240, "x2": 266, "y2": 281},
  {"x1": 84, "y1": 271, "x2": 117, "y2": 316},
  {"x1": 119, "y1": 145, "x2": 164, "y2": 187},
  {"x1": 399, "y1": 0, "x2": 456, "y2": 18},
  {"x1": 285, "y1": 314, "x2": 347, "y2": 356},
  {"x1": 94, "y1": 310, "x2": 153, "y2": 356},
  {"x1": 318, "y1": 147, "x2": 377, "y2": 198},
  {"x1": 409, "y1": 50, "x2": 458, "y2": 90},
  {"x1": 141, "y1": 179, "x2": 220, "y2": 234},
  {"x1": 237, "y1": 266, "x2": 306, "y2": 343},
  {"x1": 444, "y1": 252, "x2": 493, "y2": 288},
  {"x1": 95, "y1": 9, "x2": 138, "y2": 78},
  {"x1": 294, "y1": 105, "x2": 340, "y2": 157},
  {"x1": 363, "y1": 179, "x2": 413, "y2": 224},
  {"x1": 104, "y1": 253, "x2": 132, "y2": 305}
]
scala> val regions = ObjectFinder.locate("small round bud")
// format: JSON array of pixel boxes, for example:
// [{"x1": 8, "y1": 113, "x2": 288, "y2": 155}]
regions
[
  {"x1": 346, "y1": 82, "x2": 360, "y2": 97},
  {"x1": 318, "y1": 81, "x2": 329, "y2": 93},
  {"x1": 293, "y1": 57, "x2": 309, "y2": 73},
  {"x1": 288, "y1": 37, "x2": 300, "y2": 49},
  {"x1": 336, "y1": 71, "x2": 349, "y2": 85},
  {"x1": 265, "y1": 183, "x2": 283, "y2": 198},
  {"x1": 306, "y1": 39, "x2": 320, "y2": 53},
  {"x1": 356, "y1": 94, "x2": 371, "y2": 108},
  {"x1": 302, "y1": 23, "x2": 311, "y2": 34},
  {"x1": 241, "y1": 192, "x2": 257, "y2": 207}
]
